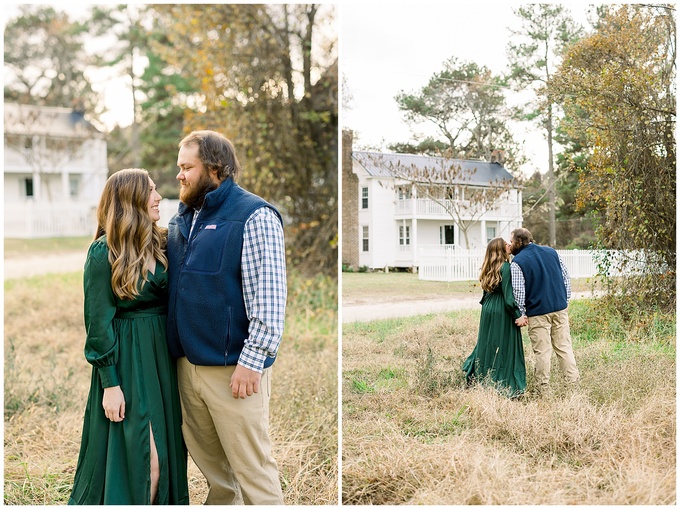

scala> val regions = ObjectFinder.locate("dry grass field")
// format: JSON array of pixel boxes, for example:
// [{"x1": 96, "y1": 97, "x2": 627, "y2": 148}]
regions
[
  {"x1": 4, "y1": 265, "x2": 338, "y2": 504},
  {"x1": 342, "y1": 274, "x2": 675, "y2": 505}
]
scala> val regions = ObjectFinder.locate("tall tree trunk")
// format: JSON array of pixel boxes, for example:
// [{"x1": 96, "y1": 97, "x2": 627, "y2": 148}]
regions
[
  {"x1": 546, "y1": 103, "x2": 556, "y2": 246},
  {"x1": 543, "y1": 20, "x2": 556, "y2": 248}
]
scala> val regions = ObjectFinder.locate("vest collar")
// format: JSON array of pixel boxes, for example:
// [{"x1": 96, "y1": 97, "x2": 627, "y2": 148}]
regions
[{"x1": 514, "y1": 242, "x2": 534, "y2": 256}]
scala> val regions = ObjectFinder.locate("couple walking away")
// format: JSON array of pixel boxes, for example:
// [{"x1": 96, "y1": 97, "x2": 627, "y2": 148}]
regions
[
  {"x1": 463, "y1": 229, "x2": 580, "y2": 398},
  {"x1": 68, "y1": 130, "x2": 287, "y2": 505}
]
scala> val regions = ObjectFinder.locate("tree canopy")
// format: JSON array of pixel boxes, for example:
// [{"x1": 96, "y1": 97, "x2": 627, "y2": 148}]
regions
[
  {"x1": 3, "y1": 5, "x2": 101, "y2": 116},
  {"x1": 551, "y1": 4, "x2": 676, "y2": 311},
  {"x1": 148, "y1": 4, "x2": 337, "y2": 276},
  {"x1": 393, "y1": 58, "x2": 523, "y2": 171}
]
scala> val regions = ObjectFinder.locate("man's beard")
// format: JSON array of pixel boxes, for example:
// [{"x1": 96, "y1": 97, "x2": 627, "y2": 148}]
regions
[{"x1": 180, "y1": 171, "x2": 218, "y2": 210}]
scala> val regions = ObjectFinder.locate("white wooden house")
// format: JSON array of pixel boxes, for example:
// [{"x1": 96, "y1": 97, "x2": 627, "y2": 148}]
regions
[
  {"x1": 351, "y1": 150, "x2": 523, "y2": 271},
  {"x1": 4, "y1": 102, "x2": 109, "y2": 237}
]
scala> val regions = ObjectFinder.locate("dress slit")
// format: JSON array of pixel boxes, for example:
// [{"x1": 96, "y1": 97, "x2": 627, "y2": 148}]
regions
[{"x1": 149, "y1": 421, "x2": 160, "y2": 504}]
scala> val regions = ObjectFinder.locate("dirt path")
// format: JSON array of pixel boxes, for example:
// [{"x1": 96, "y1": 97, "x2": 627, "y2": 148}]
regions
[
  {"x1": 4, "y1": 251, "x2": 86, "y2": 280},
  {"x1": 342, "y1": 296, "x2": 480, "y2": 322},
  {"x1": 342, "y1": 291, "x2": 600, "y2": 323}
]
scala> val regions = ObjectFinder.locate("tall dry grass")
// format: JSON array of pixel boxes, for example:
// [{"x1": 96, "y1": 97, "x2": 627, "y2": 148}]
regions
[
  {"x1": 4, "y1": 270, "x2": 338, "y2": 505},
  {"x1": 342, "y1": 303, "x2": 675, "y2": 505}
]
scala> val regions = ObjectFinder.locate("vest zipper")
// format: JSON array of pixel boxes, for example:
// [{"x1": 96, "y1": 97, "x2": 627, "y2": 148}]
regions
[{"x1": 224, "y1": 307, "x2": 232, "y2": 366}]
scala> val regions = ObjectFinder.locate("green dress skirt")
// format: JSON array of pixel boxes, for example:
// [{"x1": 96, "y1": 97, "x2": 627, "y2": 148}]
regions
[
  {"x1": 69, "y1": 238, "x2": 189, "y2": 504},
  {"x1": 463, "y1": 261, "x2": 526, "y2": 398}
]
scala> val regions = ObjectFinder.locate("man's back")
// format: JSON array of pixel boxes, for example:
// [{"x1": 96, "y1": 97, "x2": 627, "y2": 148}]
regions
[{"x1": 512, "y1": 243, "x2": 567, "y2": 317}]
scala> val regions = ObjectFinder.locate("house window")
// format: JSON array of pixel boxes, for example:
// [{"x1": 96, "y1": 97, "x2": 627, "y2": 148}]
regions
[
  {"x1": 24, "y1": 178, "x2": 34, "y2": 198},
  {"x1": 397, "y1": 186, "x2": 410, "y2": 200},
  {"x1": 69, "y1": 175, "x2": 80, "y2": 198},
  {"x1": 486, "y1": 226, "x2": 497, "y2": 243},
  {"x1": 399, "y1": 225, "x2": 411, "y2": 245},
  {"x1": 362, "y1": 226, "x2": 369, "y2": 252},
  {"x1": 361, "y1": 187, "x2": 368, "y2": 209},
  {"x1": 440, "y1": 225, "x2": 455, "y2": 245}
]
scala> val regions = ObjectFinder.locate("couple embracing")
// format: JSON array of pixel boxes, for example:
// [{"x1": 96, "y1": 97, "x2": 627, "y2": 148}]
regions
[
  {"x1": 68, "y1": 130, "x2": 286, "y2": 505},
  {"x1": 463, "y1": 228, "x2": 580, "y2": 398}
]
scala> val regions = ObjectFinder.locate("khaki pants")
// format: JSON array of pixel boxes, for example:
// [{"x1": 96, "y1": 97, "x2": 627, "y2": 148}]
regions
[
  {"x1": 177, "y1": 357, "x2": 283, "y2": 505},
  {"x1": 527, "y1": 309, "x2": 580, "y2": 388}
]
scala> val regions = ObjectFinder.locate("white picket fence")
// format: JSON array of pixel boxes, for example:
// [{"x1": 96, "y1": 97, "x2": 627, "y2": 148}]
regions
[
  {"x1": 5, "y1": 200, "x2": 181, "y2": 238},
  {"x1": 418, "y1": 247, "x2": 647, "y2": 281}
]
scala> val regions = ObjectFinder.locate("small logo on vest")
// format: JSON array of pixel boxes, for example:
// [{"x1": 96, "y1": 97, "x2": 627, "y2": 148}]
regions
[{"x1": 205, "y1": 224, "x2": 217, "y2": 230}]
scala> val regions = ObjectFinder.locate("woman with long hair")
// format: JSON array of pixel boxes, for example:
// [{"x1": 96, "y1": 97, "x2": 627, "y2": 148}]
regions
[
  {"x1": 69, "y1": 169, "x2": 189, "y2": 504},
  {"x1": 462, "y1": 237, "x2": 526, "y2": 397}
]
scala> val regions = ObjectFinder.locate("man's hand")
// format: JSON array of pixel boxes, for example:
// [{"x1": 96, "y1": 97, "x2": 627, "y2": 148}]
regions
[
  {"x1": 515, "y1": 316, "x2": 529, "y2": 327},
  {"x1": 102, "y1": 385, "x2": 126, "y2": 422},
  {"x1": 230, "y1": 364, "x2": 262, "y2": 399}
]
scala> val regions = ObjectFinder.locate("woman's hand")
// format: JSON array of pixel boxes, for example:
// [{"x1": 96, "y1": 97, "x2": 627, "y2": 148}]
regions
[
  {"x1": 102, "y1": 386, "x2": 126, "y2": 422},
  {"x1": 515, "y1": 316, "x2": 528, "y2": 327}
]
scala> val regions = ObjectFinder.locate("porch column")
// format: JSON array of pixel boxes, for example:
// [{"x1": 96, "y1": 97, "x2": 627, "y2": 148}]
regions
[
  {"x1": 517, "y1": 189, "x2": 523, "y2": 226},
  {"x1": 62, "y1": 170, "x2": 70, "y2": 201},
  {"x1": 481, "y1": 219, "x2": 486, "y2": 246},
  {"x1": 411, "y1": 183, "x2": 418, "y2": 268},
  {"x1": 412, "y1": 218, "x2": 418, "y2": 269},
  {"x1": 411, "y1": 183, "x2": 418, "y2": 215},
  {"x1": 499, "y1": 221, "x2": 507, "y2": 240},
  {"x1": 32, "y1": 170, "x2": 42, "y2": 201}
]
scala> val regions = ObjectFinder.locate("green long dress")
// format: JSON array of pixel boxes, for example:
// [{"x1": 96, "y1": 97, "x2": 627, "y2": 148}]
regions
[
  {"x1": 462, "y1": 261, "x2": 526, "y2": 398},
  {"x1": 69, "y1": 237, "x2": 189, "y2": 505}
]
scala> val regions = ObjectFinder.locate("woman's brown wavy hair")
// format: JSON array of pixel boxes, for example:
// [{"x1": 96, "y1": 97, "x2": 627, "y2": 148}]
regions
[
  {"x1": 94, "y1": 168, "x2": 168, "y2": 300},
  {"x1": 479, "y1": 237, "x2": 510, "y2": 293}
]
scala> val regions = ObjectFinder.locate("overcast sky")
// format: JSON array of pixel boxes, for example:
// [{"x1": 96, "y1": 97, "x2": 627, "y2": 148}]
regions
[{"x1": 340, "y1": 2, "x2": 595, "y2": 175}]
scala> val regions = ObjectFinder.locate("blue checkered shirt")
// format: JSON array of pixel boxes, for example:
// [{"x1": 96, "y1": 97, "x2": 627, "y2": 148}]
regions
[
  {"x1": 510, "y1": 255, "x2": 571, "y2": 317},
  {"x1": 240, "y1": 207, "x2": 287, "y2": 372},
  {"x1": 192, "y1": 206, "x2": 287, "y2": 373}
]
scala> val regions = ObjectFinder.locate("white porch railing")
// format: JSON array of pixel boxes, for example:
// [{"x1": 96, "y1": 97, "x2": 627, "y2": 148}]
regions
[
  {"x1": 396, "y1": 198, "x2": 521, "y2": 219},
  {"x1": 418, "y1": 247, "x2": 486, "y2": 281},
  {"x1": 418, "y1": 247, "x2": 648, "y2": 281},
  {"x1": 4, "y1": 199, "x2": 181, "y2": 238}
]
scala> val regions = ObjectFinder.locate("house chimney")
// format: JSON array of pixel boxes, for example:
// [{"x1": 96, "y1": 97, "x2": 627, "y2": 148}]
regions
[
  {"x1": 491, "y1": 149, "x2": 506, "y2": 165},
  {"x1": 342, "y1": 129, "x2": 359, "y2": 270}
]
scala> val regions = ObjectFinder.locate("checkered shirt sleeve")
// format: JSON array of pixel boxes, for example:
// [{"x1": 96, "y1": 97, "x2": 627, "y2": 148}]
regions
[
  {"x1": 510, "y1": 261, "x2": 527, "y2": 317},
  {"x1": 559, "y1": 254, "x2": 572, "y2": 300},
  {"x1": 239, "y1": 207, "x2": 287, "y2": 373}
]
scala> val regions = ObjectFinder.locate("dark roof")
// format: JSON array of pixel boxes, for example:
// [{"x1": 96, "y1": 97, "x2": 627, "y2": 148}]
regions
[
  {"x1": 4, "y1": 102, "x2": 103, "y2": 138},
  {"x1": 352, "y1": 151, "x2": 517, "y2": 186}
]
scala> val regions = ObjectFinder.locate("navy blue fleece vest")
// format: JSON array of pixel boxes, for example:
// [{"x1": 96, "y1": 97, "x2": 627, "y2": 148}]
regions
[
  {"x1": 166, "y1": 178, "x2": 281, "y2": 367},
  {"x1": 512, "y1": 243, "x2": 568, "y2": 317}
]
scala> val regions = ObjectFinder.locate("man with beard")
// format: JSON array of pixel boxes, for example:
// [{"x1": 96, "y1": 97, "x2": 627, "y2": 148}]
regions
[
  {"x1": 166, "y1": 130, "x2": 286, "y2": 504},
  {"x1": 508, "y1": 228, "x2": 579, "y2": 394}
]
